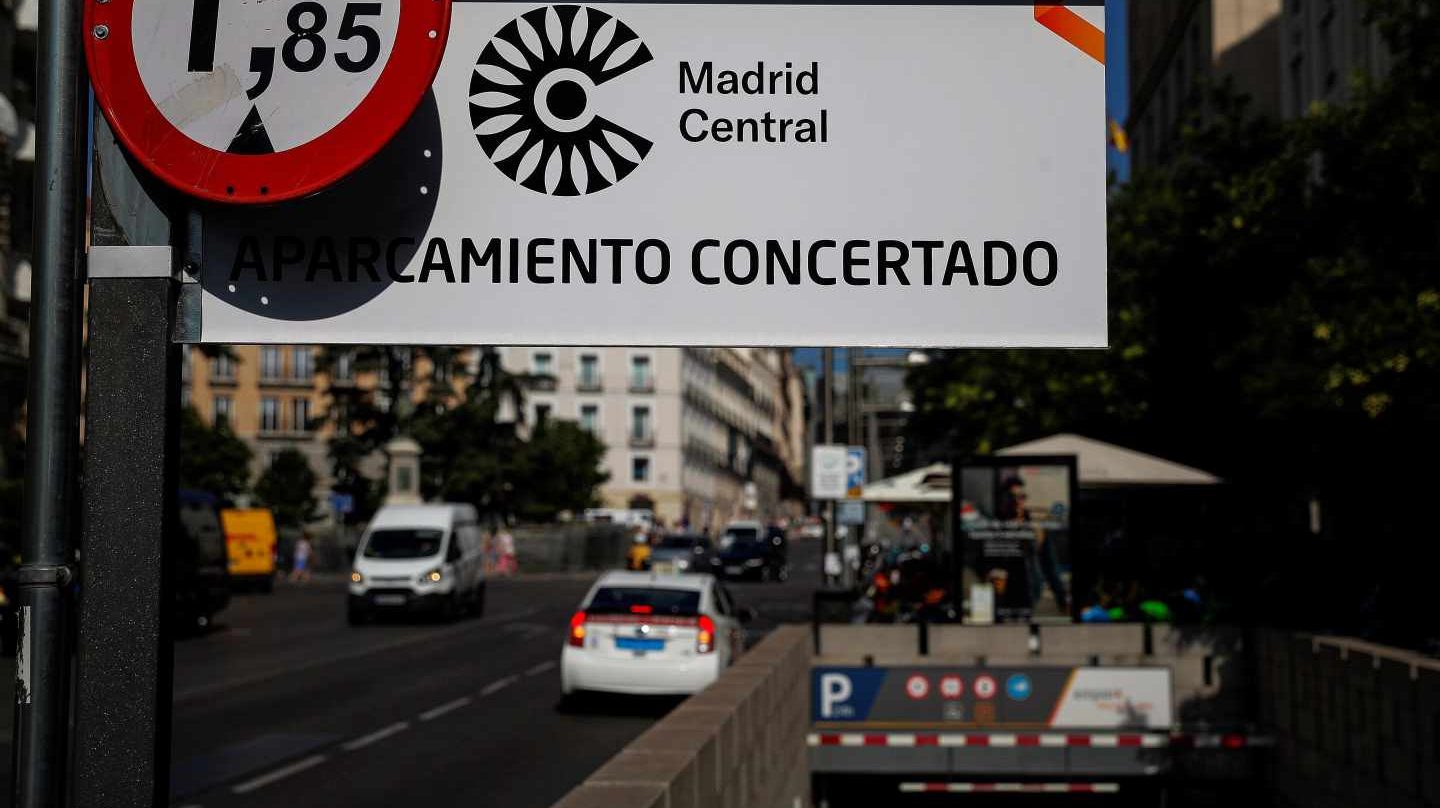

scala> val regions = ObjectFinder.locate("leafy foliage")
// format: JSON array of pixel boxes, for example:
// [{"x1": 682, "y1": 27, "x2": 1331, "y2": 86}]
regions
[
  {"x1": 907, "y1": 1, "x2": 1440, "y2": 647},
  {"x1": 254, "y1": 448, "x2": 319, "y2": 528},
  {"x1": 319, "y1": 346, "x2": 603, "y2": 524},
  {"x1": 317, "y1": 346, "x2": 470, "y2": 522},
  {"x1": 178, "y1": 405, "x2": 253, "y2": 498},
  {"x1": 513, "y1": 420, "x2": 610, "y2": 522}
]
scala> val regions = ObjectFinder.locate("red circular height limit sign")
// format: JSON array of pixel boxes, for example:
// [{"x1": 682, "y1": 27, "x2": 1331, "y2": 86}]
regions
[{"x1": 85, "y1": 0, "x2": 451, "y2": 204}]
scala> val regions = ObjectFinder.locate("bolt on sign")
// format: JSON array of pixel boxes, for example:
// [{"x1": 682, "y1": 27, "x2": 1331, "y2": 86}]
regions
[{"x1": 87, "y1": 1, "x2": 1107, "y2": 348}]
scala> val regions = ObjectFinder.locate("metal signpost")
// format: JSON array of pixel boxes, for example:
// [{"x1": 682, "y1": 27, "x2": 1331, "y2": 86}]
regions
[
  {"x1": 11, "y1": 0, "x2": 86, "y2": 804},
  {"x1": 11, "y1": 1, "x2": 1104, "y2": 804}
]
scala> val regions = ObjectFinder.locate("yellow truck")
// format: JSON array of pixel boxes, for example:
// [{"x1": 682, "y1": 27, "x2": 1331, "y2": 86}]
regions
[{"x1": 220, "y1": 508, "x2": 278, "y2": 592}]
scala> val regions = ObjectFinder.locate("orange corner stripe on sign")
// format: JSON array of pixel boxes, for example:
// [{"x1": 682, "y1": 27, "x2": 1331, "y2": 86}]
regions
[{"x1": 1035, "y1": 4, "x2": 1105, "y2": 65}]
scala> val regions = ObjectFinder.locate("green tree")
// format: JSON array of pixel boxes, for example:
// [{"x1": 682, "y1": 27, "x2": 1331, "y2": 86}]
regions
[
  {"x1": 318, "y1": 346, "x2": 471, "y2": 522},
  {"x1": 178, "y1": 405, "x2": 253, "y2": 498},
  {"x1": 905, "y1": 0, "x2": 1440, "y2": 647},
  {"x1": 411, "y1": 394, "x2": 524, "y2": 520},
  {"x1": 514, "y1": 419, "x2": 609, "y2": 522},
  {"x1": 254, "y1": 448, "x2": 319, "y2": 528}
]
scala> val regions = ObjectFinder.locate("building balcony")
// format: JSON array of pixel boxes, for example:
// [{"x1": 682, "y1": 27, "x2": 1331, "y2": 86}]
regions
[
  {"x1": 258, "y1": 428, "x2": 318, "y2": 440},
  {"x1": 576, "y1": 378, "x2": 604, "y2": 393},
  {"x1": 629, "y1": 432, "x2": 655, "y2": 448},
  {"x1": 628, "y1": 378, "x2": 655, "y2": 394},
  {"x1": 208, "y1": 373, "x2": 238, "y2": 386},
  {"x1": 260, "y1": 373, "x2": 316, "y2": 388},
  {"x1": 528, "y1": 374, "x2": 558, "y2": 392}
]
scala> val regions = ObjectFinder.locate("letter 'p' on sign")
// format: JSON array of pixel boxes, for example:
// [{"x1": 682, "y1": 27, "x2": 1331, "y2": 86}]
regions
[{"x1": 819, "y1": 673, "x2": 853, "y2": 719}]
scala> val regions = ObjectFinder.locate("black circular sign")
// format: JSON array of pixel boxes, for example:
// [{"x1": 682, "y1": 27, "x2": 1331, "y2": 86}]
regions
[{"x1": 468, "y1": 5, "x2": 655, "y2": 196}]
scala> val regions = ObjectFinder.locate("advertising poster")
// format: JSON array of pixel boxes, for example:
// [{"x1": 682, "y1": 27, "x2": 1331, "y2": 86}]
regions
[{"x1": 954, "y1": 455, "x2": 1077, "y2": 622}]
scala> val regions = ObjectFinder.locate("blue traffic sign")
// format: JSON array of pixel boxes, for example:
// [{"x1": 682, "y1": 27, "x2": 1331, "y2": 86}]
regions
[{"x1": 1006, "y1": 673, "x2": 1033, "y2": 702}]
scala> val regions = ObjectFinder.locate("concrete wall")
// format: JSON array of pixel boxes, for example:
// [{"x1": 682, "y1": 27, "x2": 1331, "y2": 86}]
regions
[
  {"x1": 513, "y1": 523, "x2": 630, "y2": 573},
  {"x1": 552, "y1": 625, "x2": 811, "y2": 808},
  {"x1": 1259, "y1": 631, "x2": 1440, "y2": 808}
]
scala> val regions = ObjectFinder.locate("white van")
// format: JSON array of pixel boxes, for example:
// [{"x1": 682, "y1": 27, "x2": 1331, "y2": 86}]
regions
[{"x1": 348, "y1": 504, "x2": 486, "y2": 624}]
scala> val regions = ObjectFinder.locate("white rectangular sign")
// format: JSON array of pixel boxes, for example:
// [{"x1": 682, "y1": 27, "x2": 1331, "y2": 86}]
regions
[
  {"x1": 195, "y1": 2, "x2": 1107, "y2": 346},
  {"x1": 811, "y1": 445, "x2": 849, "y2": 500}
]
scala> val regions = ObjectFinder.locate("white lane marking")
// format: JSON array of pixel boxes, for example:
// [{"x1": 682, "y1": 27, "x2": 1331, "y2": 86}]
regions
[
  {"x1": 525, "y1": 660, "x2": 557, "y2": 677},
  {"x1": 175, "y1": 608, "x2": 540, "y2": 703},
  {"x1": 480, "y1": 675, "x2": 519, "y2": 696},
  {"x1": 341, "y1": 721, "x2": 410, "y2": 752},
  {"x1": 230, "y1": 754, "x2": 328, "y2": 794},
  {"x1": 418, "y1": 696, "x2": 473, "y2": 722}
]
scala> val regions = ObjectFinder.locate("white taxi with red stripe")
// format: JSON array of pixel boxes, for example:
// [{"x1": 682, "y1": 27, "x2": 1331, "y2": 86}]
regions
[{"x1": 561, "y1": 571, "x2": 747, "y2": 697}]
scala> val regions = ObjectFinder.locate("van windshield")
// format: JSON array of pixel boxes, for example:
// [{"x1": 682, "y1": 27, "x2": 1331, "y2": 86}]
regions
[{"x1": 363, "y1": 528, "x2": 445, "y2": 559}]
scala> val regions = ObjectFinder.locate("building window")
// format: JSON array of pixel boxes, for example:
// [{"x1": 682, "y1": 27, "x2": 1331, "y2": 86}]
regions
[
  {"x1": 532, "y1": 351, "x2": 553, "y2": 376},
  {"x1": 534, "y1": 402, "x2": 552, "y2": 424},
  {"x1": 292, "y1": 347, "x2": 314, "y2": 380},
  {"x1": 578, "y1": 353, "x2": 601, "y2": 389},
  {"x1": 212, "y1": 395, "x2": 233, "y2": 427},
  {"x1": 580, "y1": 404, "x2": 599, "y2": 433},
  {"x1": 334, "y1": 350, "x2": 355, "y2": 382},
  {"x1": 260, "y1": 346, "x2": 284, "y2": 381},
  {"x1": 632, "y1": 456, "x2": 651, "y2": 483},
  {"x1": 630, "y1": 354, "x2": 653, "y2": 391},
  {"x1": 1290, "y1": 54, "x2": 1307, "y2": 116},
  {"x1": 260, "y1": 397, "x2": 281, "y2": 433},
  {"x1": 631, "y1": 405, "x2": 652, "y2": 445},
  {"x1": 292, "y1": 398, "x2": 312, "y2": 433},
  {"x1": 211, "y1": 353, "x2": 236, "y2": 382},
  {"x1": 181, "y1": 349, "x2": 192, "y2": 382},
  {"x1": 180, "y1": 387, "x2": 191, "y2": 409},
  {"x1": 1318, "y1": 6, "x2": 1338, "y2": 94}
]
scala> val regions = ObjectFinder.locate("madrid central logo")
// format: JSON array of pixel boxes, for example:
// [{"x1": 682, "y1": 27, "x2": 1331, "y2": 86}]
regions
[{"x1": 469, "y1": 5, "x2": 654, "y2": 196}]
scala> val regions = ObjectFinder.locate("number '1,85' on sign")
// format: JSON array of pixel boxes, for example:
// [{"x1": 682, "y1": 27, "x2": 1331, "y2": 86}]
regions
[{"x1": 86, "y1": 0, "x2": 452, "y2": 203}]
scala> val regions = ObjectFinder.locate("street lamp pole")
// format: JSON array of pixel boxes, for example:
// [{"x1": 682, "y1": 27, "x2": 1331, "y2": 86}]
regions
[
  {"x1": 11, "y1": 0, "x2": 88, "y2": 804},
  {"x1": 821, "y1": 347, "x2": 836, "y2": 586}
]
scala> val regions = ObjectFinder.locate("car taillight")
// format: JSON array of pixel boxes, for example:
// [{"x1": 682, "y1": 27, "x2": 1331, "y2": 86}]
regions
[
  {"x1": 568, "y1": 611, "x2": 587, "y2": 648},
  {"x1": 696, "y1": 615, "x2": 715, "y2": 653}
]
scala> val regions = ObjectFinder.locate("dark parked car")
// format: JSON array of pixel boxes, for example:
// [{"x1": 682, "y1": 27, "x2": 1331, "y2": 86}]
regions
[
  {"x1": 175, "y1": 489, "x2": 232, "y2": 632},
  {"x1": 647, "y1": 534, "x2": 716, "y2": 574},
  {"x1": 716, "y1": 521, "x2": 788, "y2": 582}
]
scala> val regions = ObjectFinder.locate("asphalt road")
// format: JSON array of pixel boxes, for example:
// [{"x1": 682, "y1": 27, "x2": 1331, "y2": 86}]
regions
[{"x1": 2, "y1": 539, "x2": 822, "y2": 808}]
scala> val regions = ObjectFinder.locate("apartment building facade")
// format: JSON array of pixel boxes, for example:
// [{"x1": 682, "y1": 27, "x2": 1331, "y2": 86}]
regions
[
  {"x1": 497, "y1": 346, "x2": 805, "y2": 531},
  {"x1": 1277, "y1": 0, "x2": 1391, "y2": 119},
  {"x1": 183, "y1": 345, "x2": 807, "y2": 529},
  {"x1": 1129, "y1": 0, "x2": 1284, "y2": 170},
  {"x1": 1129, "y1": 0, "x2": 1389, "y2": 172},
  {"x1": 183, "y1": 345, "x2": 334, "y2": 493}
]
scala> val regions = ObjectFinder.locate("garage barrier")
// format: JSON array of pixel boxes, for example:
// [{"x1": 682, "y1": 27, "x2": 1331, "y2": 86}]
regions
[
  {"x1": 1258, "y1": 632, "x2": 1440, "y2": 808},
  {"x1": 552, "y1": 625, "x2": 812, "y2": 808},
  {"x1": 552, "y1": 622, "x2": 1440, "y2": 807}
]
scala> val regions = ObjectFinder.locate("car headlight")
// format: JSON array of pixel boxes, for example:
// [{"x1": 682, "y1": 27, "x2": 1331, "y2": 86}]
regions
[
  {"x1": 676, "y1": 558, "x2": 690, "y2": 570},
  {"x1": 418, "y1": 567, "x2": 443, "y2": 584},
  {"x1": 744, "y1": 558, "x2": 764, "y2": 567},
  {"x1": 350, "y1": 571, "x2": 364, "y2": 584}
]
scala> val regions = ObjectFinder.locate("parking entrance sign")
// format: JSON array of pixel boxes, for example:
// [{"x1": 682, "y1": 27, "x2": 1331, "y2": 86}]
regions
[{"x1": 92, "y1": 2, "x2": 1106, "y2": 347}]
